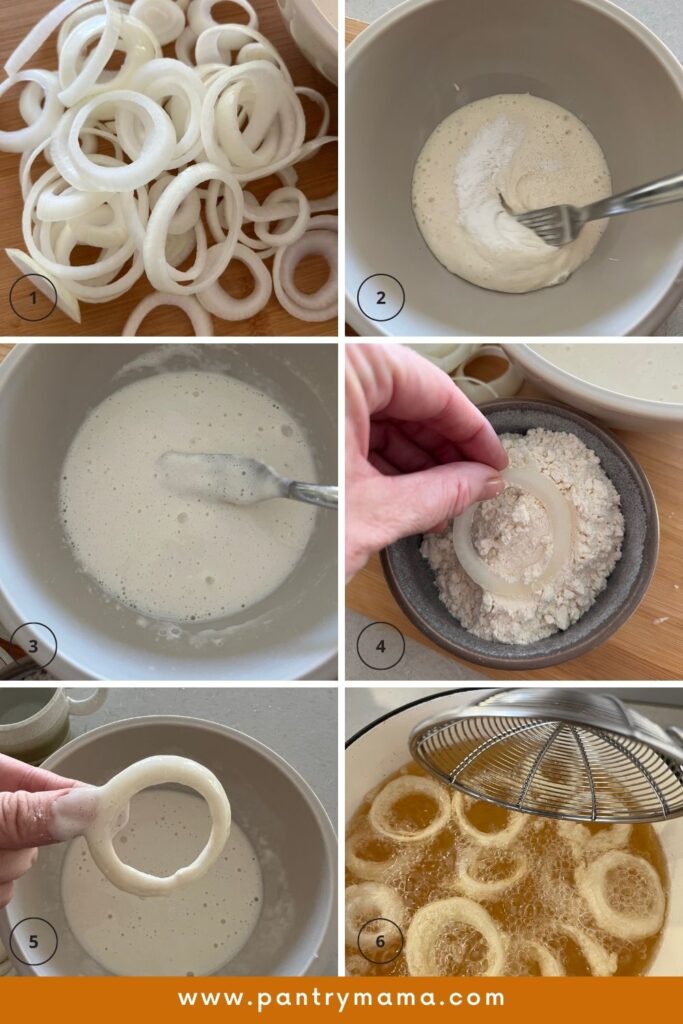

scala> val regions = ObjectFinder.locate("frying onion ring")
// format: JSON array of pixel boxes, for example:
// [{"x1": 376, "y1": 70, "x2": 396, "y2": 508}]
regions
[
  {"x1": 345, "y1": 829, "x2": 403, "y2": 883},
  {"x1": 451, "y1": 791, "x2": 528, "y2": 848},
  {"x1": 575, "y1": 850, "x2": 665, "y2": 941},
  {"x1": 556, "y1": 923, "x2": 617, "y2": 976},
  {"x1": 345, "y1": 882, "x2": 406, "y2": 947},
  {"x1": 516, "y1": 940, "x2": 565, "y2": 976},
  {"x1": 405, "y1": 897, "x2": 507, "y2": 977},
  {"x1": 455, "y1": 846, "x2": 528, "y2": 899},
  {"x1": 557, "y1": 821, "x2": 632, "y2": 861},
  {"x1": 369, "y1": 775, "x2": 451, "y2": 844}
]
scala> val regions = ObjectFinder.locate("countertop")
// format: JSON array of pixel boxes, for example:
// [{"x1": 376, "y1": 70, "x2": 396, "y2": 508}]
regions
[{"x1": 345, "y1": 0, "x2": 683, "y2": 337}]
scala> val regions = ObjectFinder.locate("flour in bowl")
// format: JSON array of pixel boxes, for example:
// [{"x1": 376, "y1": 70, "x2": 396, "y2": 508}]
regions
[
  {"x1": 412, "y1": 94, "x2": 611, "y2": 293},
  {"x1": 421, "y1": 429, "x2": 624, "y2": 644}
]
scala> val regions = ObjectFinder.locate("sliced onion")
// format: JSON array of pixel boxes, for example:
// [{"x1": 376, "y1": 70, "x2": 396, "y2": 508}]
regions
[
  {"x1": 130, "y1": 0, "x2": 186, "y2": 45},
  {"x1": 5, "y1": 0, "x2": 99, "y2": 76},
  {"x1": 575, "y1": 850, "x2": 665, "y2": 941},
  {"x1": 5, "y1": 248, "x2": 81, "y2": 322},
  {"x1": 452, "y1": 466, "x2": 574, "y2": 599},
  {"x1": 188, "y1": 0, "x2": 257, "y2": 36},
  {"x1": 196, "y1": 243, "x2": 271, "y2": 320},
  {"x1": 455, "y1": 846, "x2": 528, "y2": 899},
  {"x1": 0, "y1": 71, "x2": 64, "y2": 154},
  {"x1": 556, "y1": 923, "x2": 617, "y2": 976},
  {"x1": 57, "y1": 5, "x2": 122, "y2": 107},
  {"x1": 273, "y1": 216, "x2": 337, "y2": 322},
  {"x1": 369, "y1": 775, "x2": 451, "y2": 844},
  {"x1": 122, "y1": 292, "x2": 213, "y2": 335},
  {"x1": 405, "y1": 344, "x2": 479, "y2": 374},
  {"x1": 345, "y1": 882, "x2": 406, "y2": 948},
  {"x1": 452, "y1": 791, "x2": 528, "y2": 848},
  {"x1": 453, "y1": 344, "x2": 524, "y2": 404},
  {"x1": 406, "y1": 897, "x2": 507, "y2": 977}
]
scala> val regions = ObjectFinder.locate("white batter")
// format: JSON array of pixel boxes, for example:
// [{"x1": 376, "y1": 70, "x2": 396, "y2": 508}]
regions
[
  {"x1": 61, "y1": 789, "x2": 263, "y2": 976},
  {"x1": 530, "y1": 343, "x2": 683, "y2": 403},
  {"x1": 59, "y1": 370, "x2": 317, "y2": 623},
  {"x1": 412, "y1": 94, "x2": 612, "y2": 293}
]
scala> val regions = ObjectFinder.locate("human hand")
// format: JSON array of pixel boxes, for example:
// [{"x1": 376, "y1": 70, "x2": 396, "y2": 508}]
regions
[
  {"x1": 346, "y1": 343, "x2": 508, "y2": 579},
  {"x1": 0, "y1": 754, "x2": 94, "y2": 908}
]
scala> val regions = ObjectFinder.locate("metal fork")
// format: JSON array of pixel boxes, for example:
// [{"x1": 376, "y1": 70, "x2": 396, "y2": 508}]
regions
[{"x1": 515, "y1": 170, "x2": 683, "y2": 246}]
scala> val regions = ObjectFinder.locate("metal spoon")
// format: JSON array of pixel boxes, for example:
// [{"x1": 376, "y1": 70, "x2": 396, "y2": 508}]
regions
[{"x1": 159, "y1": 452, "x2": 338, "y2": 511}]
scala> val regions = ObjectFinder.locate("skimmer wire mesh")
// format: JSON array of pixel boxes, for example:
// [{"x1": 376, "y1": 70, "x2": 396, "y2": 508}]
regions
[{"x1": 409, "y1": 691, "x2": 683, "y2": 823}]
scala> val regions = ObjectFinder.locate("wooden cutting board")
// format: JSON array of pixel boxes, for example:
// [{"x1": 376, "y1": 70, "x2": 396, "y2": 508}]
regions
[
  {"x1": 346, "y1": 377, "x2": 683, "y2": 682},
  {"x1": 0, "y1": 1, "x2": 337, "y2": 337}
]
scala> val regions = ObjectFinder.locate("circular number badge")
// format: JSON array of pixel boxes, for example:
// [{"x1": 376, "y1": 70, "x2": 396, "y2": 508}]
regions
[
  {"x1": 356, "y1": 621, "x2": 405, "y2": 671},
  {"x1": 357, "y1": 274, "x2": 405, "y2": 322},
  {"x1": 9, "y1": 918, "x2": 58, "y2": 966},
  {"x1": 357, "y1": 917, "x2": 404, "y2": 965},
  {"x1": 9, "y1": 274, "x2": 58, "y2": 322}
]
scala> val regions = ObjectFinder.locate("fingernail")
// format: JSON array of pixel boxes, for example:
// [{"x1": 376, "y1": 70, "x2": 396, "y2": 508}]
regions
[
  {"x1": 481, "y1": 476, "x2": 505, "y2": 500},
  {"x1": 51, "y1": 787, "x2": 99, "y2": 841}
]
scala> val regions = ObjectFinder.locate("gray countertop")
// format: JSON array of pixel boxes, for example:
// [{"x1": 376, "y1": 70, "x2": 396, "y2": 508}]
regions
[
  {"x1": 63, "y1": 686, "x2": 338, "y2": 976},
  {"x1": 346, "y1": 0, "x2": 683, "y2": 336}
]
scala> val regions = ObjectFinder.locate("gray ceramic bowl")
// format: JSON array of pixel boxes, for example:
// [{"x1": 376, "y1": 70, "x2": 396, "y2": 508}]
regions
[{"x1": 381, "y1": 400, "x2": 659, "y2": 671}]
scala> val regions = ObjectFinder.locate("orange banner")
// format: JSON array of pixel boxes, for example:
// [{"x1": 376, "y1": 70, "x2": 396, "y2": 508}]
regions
[{"x1": 1, "y1": 977, "x2": 682, "y2": 1023}]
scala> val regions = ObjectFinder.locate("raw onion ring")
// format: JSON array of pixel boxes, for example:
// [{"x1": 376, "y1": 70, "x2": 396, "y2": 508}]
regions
[
  {"x1": 123, "y1": 291, "x2": 214, "y2": 335},
  {"x1": 196, "y1": 243, "x2": 272, "y2": 320},
  {"x1": 452, "y1": 466, "x2": 574, "y2": 599}
]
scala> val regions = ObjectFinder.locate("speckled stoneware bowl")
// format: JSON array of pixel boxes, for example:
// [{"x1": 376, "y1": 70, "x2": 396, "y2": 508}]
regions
[{"x1": 381, "y1": 399, "x2": 659, "y2": 671}]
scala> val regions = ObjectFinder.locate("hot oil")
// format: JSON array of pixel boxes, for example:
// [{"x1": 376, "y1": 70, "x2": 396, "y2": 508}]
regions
[{"x1": 346, "y1": 763, "x2": 668, "y2": 977}]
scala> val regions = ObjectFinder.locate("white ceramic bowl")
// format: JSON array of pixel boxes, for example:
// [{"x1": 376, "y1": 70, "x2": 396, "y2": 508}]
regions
[
  {"x1": 346, "y1": 0, "x2": 683, "y2": 336},
  {"x1": 278, "y1": 0, "x2": 338, "y2": 83},
  {"x1": 0, "y1": 344, "x2": 338, "y2": 681},
  {"x1": 507, "y1": 344, "x2": 683, "y2": 431},
  {"x1": 0, "y1": 716, "x2": 336, "y2": 976},
  {"x1": 346, "y1": 690, "x2": 683, "y2": 975}
]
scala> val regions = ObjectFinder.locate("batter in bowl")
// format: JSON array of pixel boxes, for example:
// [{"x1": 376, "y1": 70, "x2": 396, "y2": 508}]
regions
[
  {"x1": 59, "y1": 370, "x2": 318, "y2": 623},
  {"x1": 412, "y1": 94, "x2": 612, "y2": 293}
]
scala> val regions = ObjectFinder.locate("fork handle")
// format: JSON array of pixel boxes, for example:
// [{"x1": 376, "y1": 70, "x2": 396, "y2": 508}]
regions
[
  {"x1": 584, "y1": 171, "x2": 683, "y2": 223},
  {"x1": 288, "y1": 481, "x2": 338, "y2": 510}
]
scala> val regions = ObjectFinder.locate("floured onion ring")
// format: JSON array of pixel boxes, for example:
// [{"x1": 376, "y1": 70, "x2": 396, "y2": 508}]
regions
[
  {"x1": 575, "y1": 850, "x2": 665, "y2": 941},
  {"x1": 452, "y1": 791, "x2": 528, "y2": 848},
  {"x1": 455, "y1": 846, "x2": 528, "y2": 899},
  {"x1": 557, "y1": 821, "x2": 632, "y2": 861},
  {"x1": 84, "y1": 755, "x2": 231, "y2": 896},
  {"x1": 345, "y1": 882, "x2": 406, "y2": 947},
  {"x1": 516, "y1": 939, "x2": 565, "y2": 976},
  {"x1": 345, "y1": 828, "x2": 403, "y2": 882},
  {"x1": 452, "y1": 466, "x2": 574, "y2": 598},
  {"x1": 405, "y1": 896, "x2": 507, "y2": 976},
  {"x1": 556, "y1": 923, "x2": 617, "y2": 976},
  {"x1": 368, "y1": 775, "x2": 451, "y2": 844}
]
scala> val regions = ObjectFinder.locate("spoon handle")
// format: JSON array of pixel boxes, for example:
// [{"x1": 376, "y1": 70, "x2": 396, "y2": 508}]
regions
[{"x1": 288, "y1": 481, "x2": 338, "y2": 510}]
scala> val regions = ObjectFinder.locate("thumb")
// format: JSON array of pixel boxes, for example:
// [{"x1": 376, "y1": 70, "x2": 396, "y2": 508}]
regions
[
  {"x1": 0, "y1": 787, "x2": 98, "y2": 850},
  {"x1": 371, "y1": 462, "x2": 505, "y2": 550}
]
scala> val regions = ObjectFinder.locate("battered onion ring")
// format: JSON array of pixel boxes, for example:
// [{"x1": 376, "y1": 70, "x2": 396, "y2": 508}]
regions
[
  {"x1": 406, "y1": 897, "x2": 507, "y2": 977},
  {"x1": 557, "y1": 821, "x2": 632, "y2": 861},
  {"x1": 556, "y1": 923, "x2": 617, "y2": 976},
  {"x1": 84, "y1": 755, "x2": 231, "y2": 896},
  {"x1": 516, "y1": 940, "x2": 565, "y2": 976},
  {"x1": 345, "y1": 882, "x2": 406, "y2": 947},
  {"x1": 369, "y1": 776, "x2": 451, "y2": 844},
  {"x1": 575, "y1": 850, "x2": 665, "y2": 941},
  {"x1": 452, "y1": 791, "x2": 528, "y2": 848},
  {"x1": 455, "y1": 846, "x2": 528, "y2": 899},
  {"x1": 345, "y1": 829, "x2": 403, "y2": 883}
]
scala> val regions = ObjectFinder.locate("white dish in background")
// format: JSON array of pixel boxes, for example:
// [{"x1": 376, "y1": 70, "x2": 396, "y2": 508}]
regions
[
  {"x1": 278, "y1": 0, "x2": 338, "y2": 83},
  {"x1": 507, "y1": 343, "x2": 683, "y2": 432}
]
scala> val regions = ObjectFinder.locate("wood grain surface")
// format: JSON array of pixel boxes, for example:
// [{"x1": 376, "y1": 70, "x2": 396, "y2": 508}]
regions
[
  {"x1": 0, "y1": 1, "x2": 338, "y2": 337},
  {"x1": 346, "y1": 377, "x2": 683, "y2": 682}
]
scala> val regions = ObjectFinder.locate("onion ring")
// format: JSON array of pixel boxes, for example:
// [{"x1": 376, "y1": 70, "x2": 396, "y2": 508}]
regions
[
  {"x1": 452, "y1": 466, "x2": 574, "y2": 598},
  {"x1": 556, "y1": 923, "x2": 617, "y2": 976},
  {"x1": 575, "y1": 850, "x2": 666, "y2": 941},
  {"x1": 346, "y1": 828, "x2": 403, "y2": 883},
  {"x1": 123, "y1": 291, "x2": 214, "y2": 335},
  {"x1": 197, "y1": 243, "x2": 272, "y2": 320},
  {"x1": 452, "y1": 791, "x2": 528, "y2": 848},
  {"x1": 455, "y1": 846, "x2": 528, "y2": 899},
  {"x1": 557, "y1": 821, "x2": 632, "y2": 861},
  {"x1": 83, "y1": 755, "x2": 230, "y2": 896},
  {"x1": 405, "y1": 897, "x2": 507, "y2": 976},
  {"x1": 516, "y1": 940, "x2": 565, "y2": 976},
  {"x1": 369, "y1": 775, "x2": 451, "y2": 845},
  {"x1": 345, "y1": 882, "x2": 406, "y2": 948}
]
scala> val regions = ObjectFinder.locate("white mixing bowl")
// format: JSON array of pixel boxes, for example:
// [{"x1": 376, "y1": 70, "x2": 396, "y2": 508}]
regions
[
  {"x1": 0, "y1": 716, "x2": 336, "y2": 976},
  {"x1": 346, "y1": 690, "x2": 683, "y2": 975},
  {"x1": 0, "y1": 343, "x2": 338, "y2": 681},
  {"x1": 346, "y1": 0, "x2": 683, "y2": 336}
]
